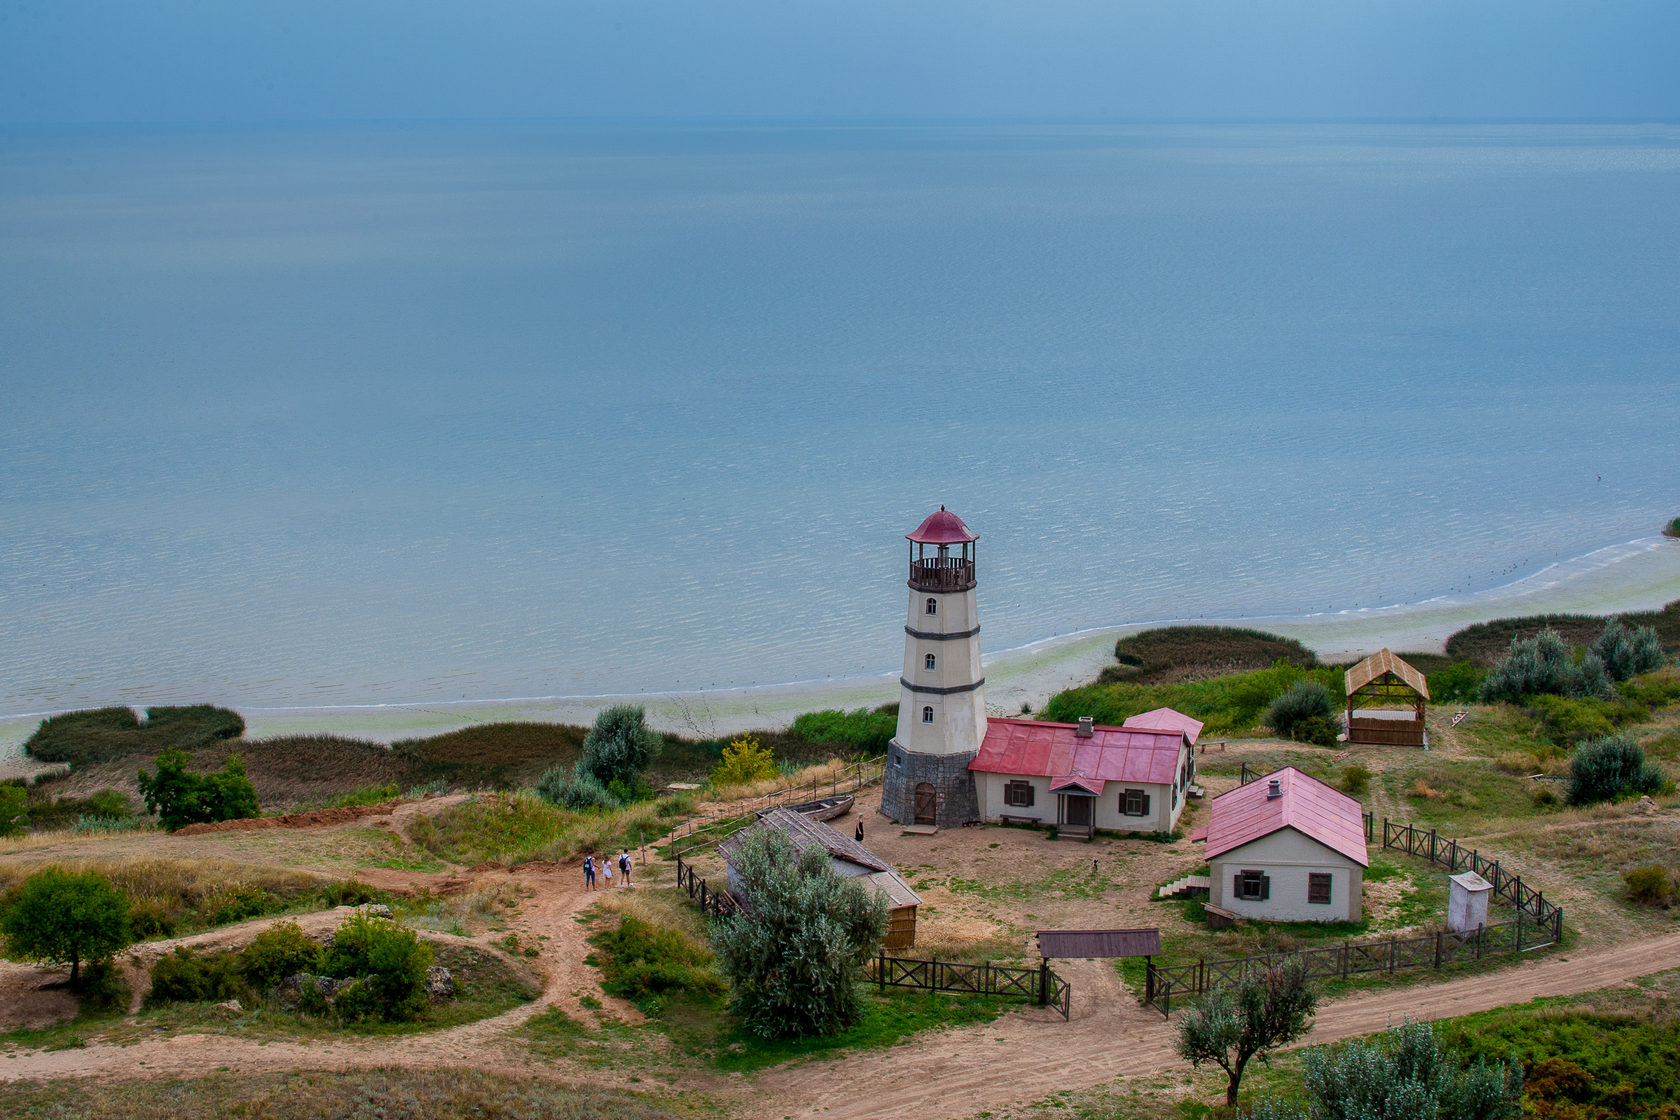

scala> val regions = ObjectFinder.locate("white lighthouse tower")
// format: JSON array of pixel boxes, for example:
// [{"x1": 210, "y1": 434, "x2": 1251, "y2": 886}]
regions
[{"x1": 881, "y1": 506, "x2": 985, "y2": 828}]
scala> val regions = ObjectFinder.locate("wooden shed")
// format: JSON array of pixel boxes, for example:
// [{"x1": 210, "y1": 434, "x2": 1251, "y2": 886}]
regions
[
  {"x1": 719, "y1": 807, "x2": 922, "y2": 949},
  {"x1": 1344, "y1": 648, "x2": 1429, "y2": 748}
]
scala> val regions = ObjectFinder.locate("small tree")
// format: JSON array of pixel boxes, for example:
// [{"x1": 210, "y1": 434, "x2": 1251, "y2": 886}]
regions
[
  {"x1": 137, "y1": 749, "x2": 260, "y2": 830},
  {"x1": 321, "y1": 912, "x2": 433, "y2": 1022},
  {"x1": 577, "y1": 704, "x2": 662, "y2": 791},
  {"x1": 712, "y1": 734, "x2": 778, "y2": 786},
  {"x1": 1249, "y1": 1019, "x2": 1522, "y2": 1120},
  {"x1": 0, "y1": 868, "x2": 132, "y2": 983},
  {"x1": 1175, "y1": 959, "x2": 1318, "y2": 1108},
  {"x1": 1264, "y1": 680, "x2": 1337, "y2": 741},
  {"x1": 1479, "y1": 628, "x2": 1578, "y2": 702},
  {"x1": 710, "y1": 827, "x2": 887, "y2": 1038},
  {"x1": 1567, "y1": 733, "x2": 1666, "y2": 806}
]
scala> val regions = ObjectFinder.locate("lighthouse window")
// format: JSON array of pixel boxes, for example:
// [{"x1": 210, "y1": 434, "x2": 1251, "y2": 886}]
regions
[
  {"x1": 925, "y1": 653, "x2": 937, "y2": 671},
  {"x1": 925, "y1": 597, "x2": 937, "y2": 615},
  {"x1": 922, "y1": 706, "x2": 934, "y2": 723}
]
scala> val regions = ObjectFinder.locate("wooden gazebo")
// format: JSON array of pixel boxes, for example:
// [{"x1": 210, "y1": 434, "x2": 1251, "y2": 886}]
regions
[{"x1": 1343, "y1": 649, "x2": 1429, "y2": 748}]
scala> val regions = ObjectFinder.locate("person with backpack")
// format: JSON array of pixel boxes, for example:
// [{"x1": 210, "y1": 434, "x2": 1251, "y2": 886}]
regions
[
  {"x1": 618, "y1": 849, "x2": 632, "y2": 887},
  {"x1": 583, "y1": 852, "x2": 596, "y2": 891}
]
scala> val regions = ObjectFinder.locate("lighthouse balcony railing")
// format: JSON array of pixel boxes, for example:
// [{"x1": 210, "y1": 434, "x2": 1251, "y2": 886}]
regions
[{"x1": 909, "y1": 559, "x2": 975, "y2": 592}]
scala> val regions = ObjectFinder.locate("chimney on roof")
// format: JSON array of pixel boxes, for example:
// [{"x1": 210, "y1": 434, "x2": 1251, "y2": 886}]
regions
[
  {"x1": 1076, "y1": 717, "x2": 1094, "y2": 738},
  {"x1": 1267, "y1": 779, "x2": 1282, "y2": 799}
]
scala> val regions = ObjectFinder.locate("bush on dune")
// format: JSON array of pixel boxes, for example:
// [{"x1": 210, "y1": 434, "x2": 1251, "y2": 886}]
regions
[
  {"x1": 1566, "y1": 734, "x2": 1666, "y2": 806},
  {"x1": 26, "y1": 705, "x2": 244, "y2": 768}
]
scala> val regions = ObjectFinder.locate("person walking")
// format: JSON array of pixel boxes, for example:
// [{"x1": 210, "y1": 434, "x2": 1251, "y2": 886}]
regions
[
  {"x1": 602, "y1": 854, "x2": 613, "y2": 888},
  {"x1": 619, "y1": 849, "x2": 632, "y2": 887},
  {"x1": 583, "y1": 852, "x2": 596, "y2": 891},
  {"x1": 855, "y1": 817, "x2": 864, "y2": 843}
]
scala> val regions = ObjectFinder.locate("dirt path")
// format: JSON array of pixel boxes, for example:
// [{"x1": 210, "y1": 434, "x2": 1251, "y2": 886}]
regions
[{"x1": 732, "y1": 927, "x2": 1680, "y2": 1120}]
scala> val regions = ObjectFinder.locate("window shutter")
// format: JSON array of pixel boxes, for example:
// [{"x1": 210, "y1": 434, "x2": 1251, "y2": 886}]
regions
[
  {"x1": 1260, "y1": 875, "x2": 1271, "y2": 901},
  {"x1": 1234, "y1": 874, "x2": 1243, "y2": 899},
  {"x1": 1141, "y1": 792, "x2": 1151, "y2": 816},
  {"x1": 1025, "y1": 784, "x2": 1034, "y2": 807}
]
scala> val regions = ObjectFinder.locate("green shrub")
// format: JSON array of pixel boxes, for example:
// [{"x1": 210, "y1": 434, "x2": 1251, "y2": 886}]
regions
[
  {"x1": 710, "y1": 826, "x2": 887, "y2": 1038},
  {"x1": 1266, "y1": 680, "x2": 1337, "y2": 739},
  {"x1": 137, "y1": 749, "x2": 261, "y2": 830},
  {"x1": 535, "y1": 764, "x2": 623, "y2": 811},
  {"x1": 202, "y1": 885, "x2": 281, "y2": 927},
  {"x1": 711, "y1": 734, "x2": 778, "y2": 785},
  {"x1": 1532, "y1": 787, "x2": 1562, "y2": 809},
  {"x1": 0, "y1": 868, "x2": 132, "y2": 983},
  {"x1": 1624, "y1": 866, "x2": 1672, "y2": 906},
  {"x1": 787, "y1": 705, "x2": 898, "y2": 754},
  {"x1": 320, "y1": 879, "x2": 381, "y2": 908},
  {"x1": 1339, "y1": 766, "x2": 1370, "y2": 797},
  {"x1": 1567, "y1": 734, "x2": 1666, "y2": 806},
  {"x1": 321, "y1": 912, "x2": 433, "y2": 1022},
  {"x1": 1593, "y1": 619, "x2": 1666, "y2": 682},
  {"x1": 593, "y1": 915, "x2": 724, "y2": 1013},
  {"x1": 576, "y1": 705, "x2": 661, "y2": 791},
  {"x1": 316, "y1": 783, "x2": 400, "y2": 810},
  {"x1": 1427, "y1": 661, "x2": 1483, "y2": 704},
  {"x1": 146, "y1": 946, "x2": 246, "y2": 1006},
  {"x1": 1530, "y1": 694, "x2": 1620, "y2": 746},
  {"x1": 25, "y1": 705, "x2": 244, "y2": 767},
  {"x1": 1479, "y1": 628, "x2": 1584, "y2": 702},
  {"x1": 239, "y1": 920, "x2": 323, "y2": 992},
  {"x1": 128, "y1": 897, "x2": 176, "y2": 939},
  {"x1": 0, "y1": 782, "x2": 26, "y2": 837}
]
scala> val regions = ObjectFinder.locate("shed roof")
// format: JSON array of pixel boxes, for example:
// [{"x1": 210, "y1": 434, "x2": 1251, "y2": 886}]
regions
[
  {"x1": 1345, "y1": 648, "x2": 1429, "y2": 700},
  {"x1": 1204, "y1": 767, "x2": 1369, "y2": 867},
  {"x1": 1122, "y1": 707, "x2": 1206, "y2": 747},
  {"x1": 1037, "y1": 928, "x2": 1161, "y2": 959},
  {"x1": 970, "y1": 718, "x2": 1187, "y2": 786},
  {"x1": 906, "y1": 506, "x2": 978, "y2": 544},
  {"x1": 862, "y1": 870, "x2": 923, "y2": 910},
  {"x1": 719, "y1": 807, "x2": 891, "y2": 874}
]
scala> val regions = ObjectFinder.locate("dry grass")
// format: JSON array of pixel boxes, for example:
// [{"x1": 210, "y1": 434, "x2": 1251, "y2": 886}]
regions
[
  {"x1": 908, "y1": 915, "x2": 1019, "y2": 963},
  {"x1": 1411, "y1": 778, "x2": 1444, "y2": 800},
  {"x1": 590, "y1": 886, "x2": 713, "y2": 947},
  {"x1": 707, "y1": 758, "x2": 847, "y2": 802},
  {"x1": 0, "y1": 1069, "x2": 693, "y2": 1120}
]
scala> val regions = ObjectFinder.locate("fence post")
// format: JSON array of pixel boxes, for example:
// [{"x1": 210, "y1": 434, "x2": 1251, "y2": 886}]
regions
[
  {"x1": 1146, "y1": 961, "x2": 1155, "y2": 1004},
  {"x1": 1342, "y1": 942, "x2": 1350, "y2": 980},
  {"x1": 877, "y1": 952, "x2": 885, "y2": 993},
  {"x1": 1039, "y1": 958, "x2": 1049, "y2": 1006},
  {"x1": 1434, "y1": 931, "x2": 1442, "y2": 968}
]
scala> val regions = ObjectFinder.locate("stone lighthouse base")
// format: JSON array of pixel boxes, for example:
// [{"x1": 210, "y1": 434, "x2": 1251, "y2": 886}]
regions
[{"x1": 882, "y1": 741, "x2": 980, "y2": 828}]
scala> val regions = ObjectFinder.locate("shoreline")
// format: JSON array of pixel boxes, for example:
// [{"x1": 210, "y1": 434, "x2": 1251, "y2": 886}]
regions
[{"x1": 2, "y1": 534, "x2": 1676, "y2": 762}]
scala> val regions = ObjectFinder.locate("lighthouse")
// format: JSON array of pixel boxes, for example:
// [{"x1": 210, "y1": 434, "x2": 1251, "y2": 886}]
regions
[{"x1": 881, "y1": 506, "x2": 985, "y2": 828}]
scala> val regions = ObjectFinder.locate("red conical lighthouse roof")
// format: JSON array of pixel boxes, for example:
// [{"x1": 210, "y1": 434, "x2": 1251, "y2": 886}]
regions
[{"x1": 906, "y1": 505, "x2": 978, "y2": 544}]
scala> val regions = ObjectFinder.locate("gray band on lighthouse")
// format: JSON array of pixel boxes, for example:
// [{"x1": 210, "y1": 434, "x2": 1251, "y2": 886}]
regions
[
  {"x1": 899, "y1": 677, "x2": 986, "y2": 696},
  {"x1": 903, "y1": 625, "x2": 981, "y2": 641}
]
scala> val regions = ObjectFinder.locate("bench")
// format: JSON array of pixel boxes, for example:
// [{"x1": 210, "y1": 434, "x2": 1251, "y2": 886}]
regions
[{"x1": 998, "y1": 814, "x2": 1041, "y2": 826}]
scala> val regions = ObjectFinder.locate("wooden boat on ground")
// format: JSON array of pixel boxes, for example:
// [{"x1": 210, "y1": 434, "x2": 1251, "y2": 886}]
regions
[{"x1": 762, "y1": 794, "x2": 854, "y2": 822}]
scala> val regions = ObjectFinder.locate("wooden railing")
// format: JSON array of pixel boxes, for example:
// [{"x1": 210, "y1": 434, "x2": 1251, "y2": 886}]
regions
[
  {"x1": 1144, "y1": 914, "x2": 1545, "y2": 1018},
  {"x1": 909, "y1": 559, "x2": 975, "y2": 592},
  {"x1": 670, "y1": 755, "x2": 886, "y2": 859},
  {"x1": 674, "y1": 854, "x2": 738, "y2": 919},
  {"x1": 869, "y1": 954, "x2": 1071, "y2": 1020}
]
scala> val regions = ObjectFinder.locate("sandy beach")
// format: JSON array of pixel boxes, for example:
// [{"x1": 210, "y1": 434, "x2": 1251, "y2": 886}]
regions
[{"x1": 3, "y1": 534, "x2": 1677, "y2": 772}]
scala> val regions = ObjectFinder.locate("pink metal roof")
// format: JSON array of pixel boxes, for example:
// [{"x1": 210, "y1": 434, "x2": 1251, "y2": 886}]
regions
[
  {"x1": 1204, "y1": 767, "x2": 1369, "y2": 867},
  {"x1": 1049, "y1": 774, "x2": 1106, "y2": 795},
  {"x1": 1122, "y1": 707, "x2": 1205, "y2": 747},
  {"x1": 970, "y1": 718, "x2": 1186, "y2": 786},
  {"x1": 906, "y1": 506, "x2": 978, "y2": 544}
]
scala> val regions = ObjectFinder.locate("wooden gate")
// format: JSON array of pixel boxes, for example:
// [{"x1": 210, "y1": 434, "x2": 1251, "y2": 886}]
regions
[{"x1": 913, "y1": 782, "x2": 937, "y2": 825}]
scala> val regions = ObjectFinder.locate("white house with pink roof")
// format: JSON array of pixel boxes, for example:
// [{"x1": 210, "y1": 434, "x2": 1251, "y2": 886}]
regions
[{"x1": 1201, "y1": 767, "x2": 1369, "y2": 923}]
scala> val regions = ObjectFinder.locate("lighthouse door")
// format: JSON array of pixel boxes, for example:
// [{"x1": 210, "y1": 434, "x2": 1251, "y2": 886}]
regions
[{"x1": 913, "y1": 783, "x2": 938, "y2": 826}]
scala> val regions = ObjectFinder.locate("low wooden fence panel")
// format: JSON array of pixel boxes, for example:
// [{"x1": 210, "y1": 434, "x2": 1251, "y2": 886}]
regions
[
  {"x1": 869, "y1": 954, "x2": 1072, "y2": 1020},
  {"x1": 671, "y1": 756, "x2": 886, "y2": 859},
  {"x1": 674, "y1": 855, "x2": 738, "y2": 919}
]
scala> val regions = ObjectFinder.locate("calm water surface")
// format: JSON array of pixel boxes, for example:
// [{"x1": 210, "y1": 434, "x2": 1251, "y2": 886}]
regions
[{"x1": 2, "y1": 124, "x2": 1677, "y2": 713}]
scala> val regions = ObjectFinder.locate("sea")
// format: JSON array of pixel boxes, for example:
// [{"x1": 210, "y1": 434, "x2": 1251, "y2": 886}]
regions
[{"x1": 2, "y1": 123, "x2": 1677, "y2": 717}]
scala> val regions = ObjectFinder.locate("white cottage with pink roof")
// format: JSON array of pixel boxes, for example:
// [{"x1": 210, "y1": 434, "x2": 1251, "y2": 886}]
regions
[{"x1": 1200, "y1": 767, "x2": 1368, "y2": 923}]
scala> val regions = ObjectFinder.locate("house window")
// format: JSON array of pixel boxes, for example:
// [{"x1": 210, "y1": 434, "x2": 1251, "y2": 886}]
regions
[
  {"x1": 1236, "y1": 869, "x2": 1269, "y2": 901},
  {"x1": 924, "y1": 653, "x2": 937, "y2": 671},
  {"x1": 1308, "y1": 872, "x2": 1333, "y2": 905},
  {"x1": 1004, "y1": 780, "x2": 1034, "y2": 807},
  {"x1": 922, "y1": 706, "x2": 934, "y2": 723},
  {"x1": 1122, "y1": 788, "x2": 1150, "y2": 816}
]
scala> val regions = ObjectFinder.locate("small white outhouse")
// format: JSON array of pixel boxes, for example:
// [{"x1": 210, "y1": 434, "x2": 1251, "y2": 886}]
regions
[{"x1": 1447, "y1": 871, "x2": 1494, "y2": 932}]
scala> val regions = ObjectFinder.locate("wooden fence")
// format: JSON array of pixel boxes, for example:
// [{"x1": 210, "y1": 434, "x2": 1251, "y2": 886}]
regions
[
  {"x1": 670, "y1": 755, "x2": 886, "y2": 859},
  {"x1": 674, "y1": 854, "x2": 738, "y2": 919},
  {"x1": 869, "y1": 954, "x2": 1072, "y2": 1020},
  {"x1": 1380, "y1": 818, "x2": 1564, "y2": 941}
]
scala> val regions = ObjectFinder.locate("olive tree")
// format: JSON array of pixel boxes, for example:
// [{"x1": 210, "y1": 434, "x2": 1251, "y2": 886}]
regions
[
  {"x1": 1176, "y1": 959, "x2": 1318, "y2": 1108},
  {"x1": 1249, "y1": 1019, "x2": 1522, "y2": 1120},
  {"x1": 710, "y1": 827, "x2": 886, "y2": 1038},
  {"x1": 578, "y1": 704, "x2": 662, "y2": 791},
  {"x1": 0, "y1": 868, "x2": 132, "y2": 983}
]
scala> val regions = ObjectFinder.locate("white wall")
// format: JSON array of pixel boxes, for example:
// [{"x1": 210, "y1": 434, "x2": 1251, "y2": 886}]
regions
[
  {"x1": 895, "y1": 583, "x2": 987, "y2": 756},
  {"x1": 974, "y1": 744, "x2": 1191, "y2": 834},
  {"x1": 1207, "y1": 827, "x2": 1365, "y2": 923}
]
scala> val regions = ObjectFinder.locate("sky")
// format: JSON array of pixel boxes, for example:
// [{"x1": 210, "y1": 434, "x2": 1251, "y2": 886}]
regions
[{"x1": 2, "y1": 0, "x2": 1679, "y2": 126}]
